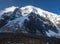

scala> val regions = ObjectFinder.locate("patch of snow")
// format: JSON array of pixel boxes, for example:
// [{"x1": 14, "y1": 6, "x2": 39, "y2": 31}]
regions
[
  {"x1": 46, "y1": 42, "x2": 49, "y2": 44},
  {"x1": 20, "y1": 6, "x2": 33, "y2": 16},
  {"x1": 46, "y1": 30, "x2": 60, "y2": 38},
  {"x1": 2, "y1": 6, "x2": 18, "y2": 14}
]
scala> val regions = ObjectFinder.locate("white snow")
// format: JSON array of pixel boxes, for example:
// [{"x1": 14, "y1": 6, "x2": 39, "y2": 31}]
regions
[
  {"x1": 20, "y1": 6, "x2": 33, "y2": 16},
  {"x1": 1, "y1": 6, "x2": 18, "y2": 15},
  {"x1": 46, "y1": 30, "x2": 60, "y2": 38},
  {"x1": 46, "y1": 42, "x2": 49, "y2": 44}
]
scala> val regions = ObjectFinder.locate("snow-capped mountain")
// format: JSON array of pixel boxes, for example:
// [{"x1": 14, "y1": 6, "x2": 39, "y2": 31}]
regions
[{"x1": 0, "y1": 5, "x2": 60, "y2": 38}]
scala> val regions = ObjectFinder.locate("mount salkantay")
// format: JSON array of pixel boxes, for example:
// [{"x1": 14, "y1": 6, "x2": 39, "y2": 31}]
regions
[{"x1": 0, "y1": 5, "x2": 60, "y2": 38}]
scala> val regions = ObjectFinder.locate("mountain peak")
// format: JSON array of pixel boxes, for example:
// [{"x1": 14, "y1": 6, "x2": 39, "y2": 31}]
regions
[{"x1": 0, "y1": 5, "x2": 60, "y2": 38}]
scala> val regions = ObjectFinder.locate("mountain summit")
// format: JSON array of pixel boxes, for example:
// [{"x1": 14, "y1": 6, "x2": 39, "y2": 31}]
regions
[{"x1": 0, "y1": 5, "x2": 60, "y2": 38}]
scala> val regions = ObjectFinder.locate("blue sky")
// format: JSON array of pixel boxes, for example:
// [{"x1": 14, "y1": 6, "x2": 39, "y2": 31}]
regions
[{"x1": 0, "y1": 0, "x2": 60, "y2": 14}]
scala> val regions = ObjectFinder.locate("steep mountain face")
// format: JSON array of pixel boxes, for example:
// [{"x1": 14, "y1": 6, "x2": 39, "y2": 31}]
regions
[{"x1": 0, "y1": 6, "x2": 60, "y2": 38}]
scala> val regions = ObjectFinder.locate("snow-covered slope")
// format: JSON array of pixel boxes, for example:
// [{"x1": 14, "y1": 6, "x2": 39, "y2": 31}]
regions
[{"x1": 0, "y1": 5, "x2": 60, "y2": 38}]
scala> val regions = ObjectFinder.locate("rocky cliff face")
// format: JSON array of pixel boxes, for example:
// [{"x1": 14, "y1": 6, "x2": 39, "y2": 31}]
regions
[{"x1": 0, "y1": 6, "x2": 60, "y2": 38}]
